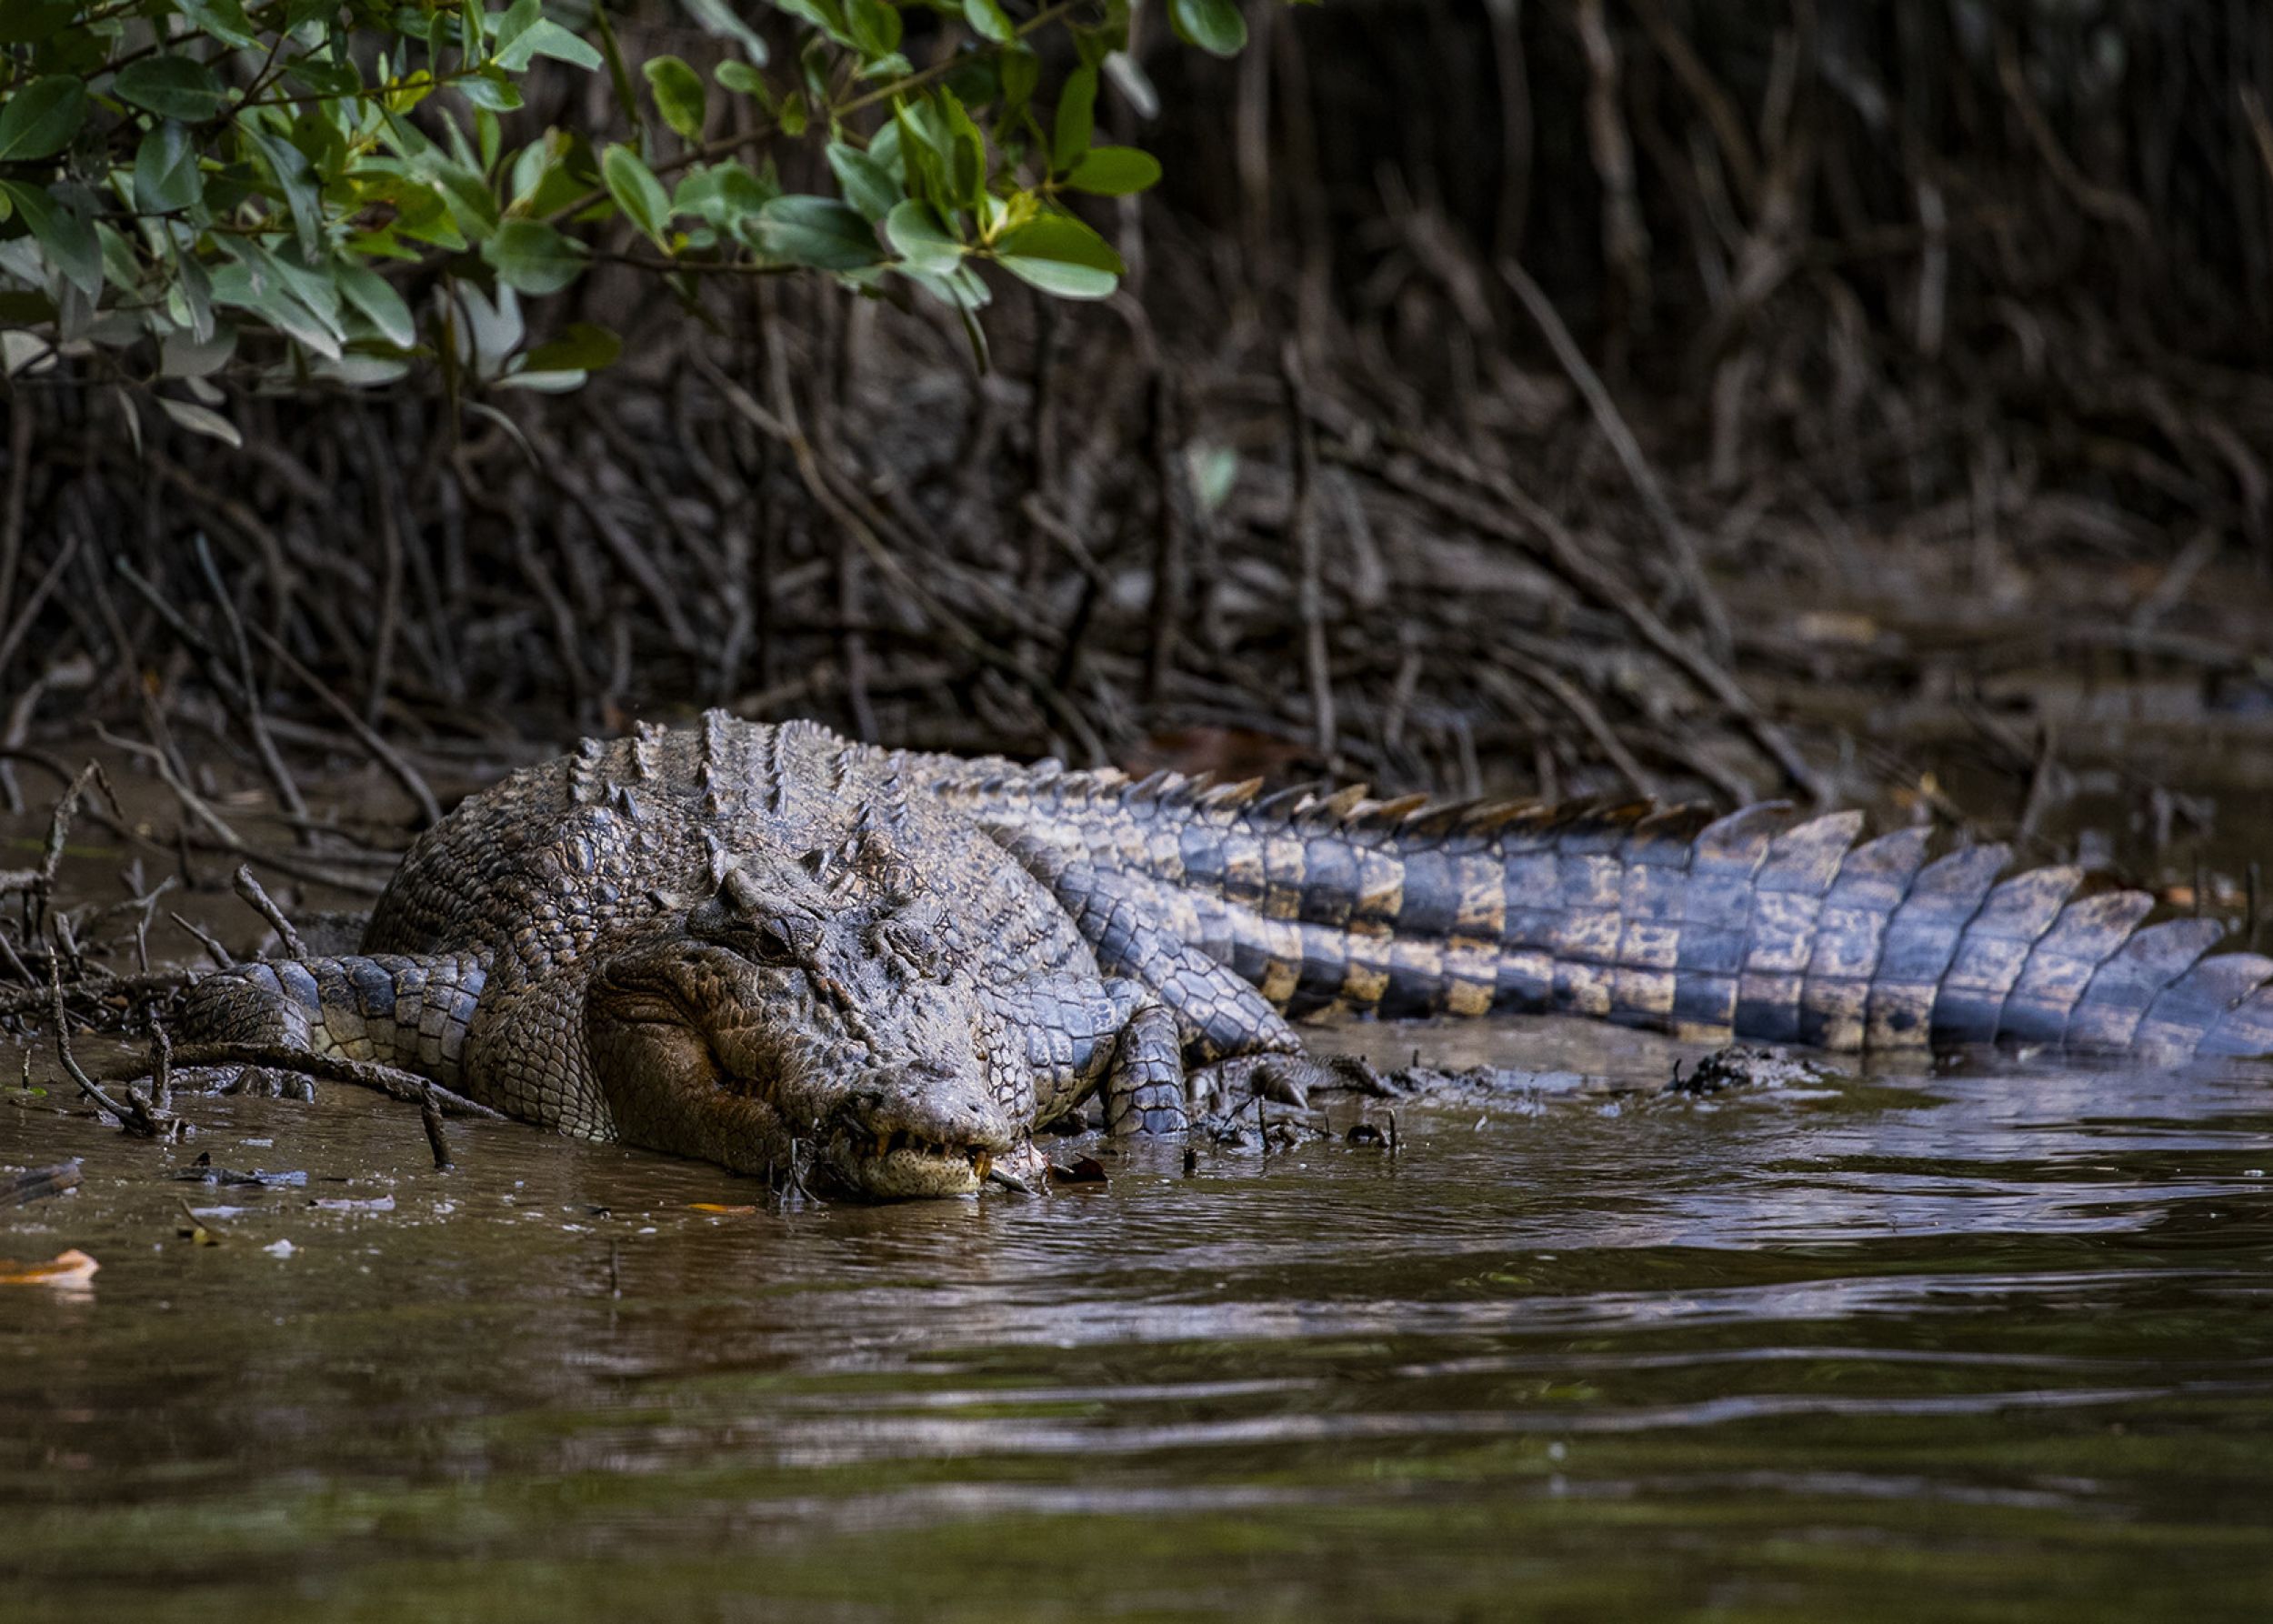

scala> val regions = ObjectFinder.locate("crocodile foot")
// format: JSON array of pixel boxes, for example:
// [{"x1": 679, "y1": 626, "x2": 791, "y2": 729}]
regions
[{"x1": 1188, "y1": 1051, "x2": 1386, "y2": 1117}]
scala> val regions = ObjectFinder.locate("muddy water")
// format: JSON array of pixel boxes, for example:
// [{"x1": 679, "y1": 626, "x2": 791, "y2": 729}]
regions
[{"x1": 4, "y1": 1014, "x2": 2269, "y2": 1623}]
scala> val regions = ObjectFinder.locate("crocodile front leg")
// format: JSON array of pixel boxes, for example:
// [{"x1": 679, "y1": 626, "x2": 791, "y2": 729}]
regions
[
  {"x1": 173, "y1": 953, "x2": 488, "y2": 1091},
  {"x1": 981, "y1": 972, "x2": 1200, "y2": 1137},
  {"x1": 991, "y1": 831, "x2": 1309, "y2": 1064}
]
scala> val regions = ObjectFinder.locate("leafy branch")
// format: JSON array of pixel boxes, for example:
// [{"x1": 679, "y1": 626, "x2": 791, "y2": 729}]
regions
[{"x1": 0, "y1": 0, "x2": 1288, "y2": 438}]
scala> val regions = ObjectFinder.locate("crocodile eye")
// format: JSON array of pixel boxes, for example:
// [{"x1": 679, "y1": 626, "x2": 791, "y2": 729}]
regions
[{"x1": 750, "y1": 917, "x2": 804, "y2": 965}]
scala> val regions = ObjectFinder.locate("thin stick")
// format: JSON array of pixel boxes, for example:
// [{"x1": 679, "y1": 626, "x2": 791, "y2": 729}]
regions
[
  {"x1": 1500, "y1": 258, "x2": 1733, "y2": 664},
  {"x1": 1145, "y1": 368, "x2": 1187, "y2": 707},
  {"x1": 1280, "y1": 341, "x2": 1337, "y2": 762},
  {"x1": 419, "y1": 1083, "x2": 455, "y2": 1170},
  {"x1": 243, "y1": 617, "x2": 443, "y2": 827},
  {"x1": 50, "y1": 971, "x2": 159, "y2": 1136},
  {"x1": 192, "y1": 535, "x2": 308, "y2": 823},
  {"x1": 167, "y1": 1042, "x2": 506, "y2": 1118},
  {"x1": 0, "y1": 389, "x2": 30, "y2": 652},
  {"x1": 232, "y1": 864, "x2": 307, "y2": 961}
]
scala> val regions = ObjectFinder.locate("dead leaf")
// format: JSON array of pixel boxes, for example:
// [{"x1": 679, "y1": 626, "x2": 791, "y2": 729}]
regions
[
  {"x1": 689, "y1": 1202, "x2": 757, "y2": 1215},
  {"x1": 0, "y1": 1248, "x2": 99, "y2": 1288}
]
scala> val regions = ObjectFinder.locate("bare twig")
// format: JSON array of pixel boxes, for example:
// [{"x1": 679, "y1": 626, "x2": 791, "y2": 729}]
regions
[
  {"x1": 166, "y1": 1042, "x2": 506, "y2": 1118},
  {"x1": 419, "y1": 1082, "x2": 455, "y2": 1169},
  {"x1": 50, "y1": 970, "x2": 159, "y2": 1136},
  {"x1": 231, "y1": 864, "x2": 307, "y2": 961},
  {"x1": 1500, "y1": 258, "x2": 1732, "y2": 664}
]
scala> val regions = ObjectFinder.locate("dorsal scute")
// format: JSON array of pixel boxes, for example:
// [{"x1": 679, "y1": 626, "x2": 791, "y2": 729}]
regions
[
  {"x1": 1201, "y1": 777, "x2": 1266, "y2": 813},
  {"x1": 1692, "y1": 801, "x2": 1799, "y2": 868},
  {"x1": 1628, "y1": 804, "x2": 1717, "y2": 865},
  {"x1": 1249, "y1": 783, "x2": 1322, "y2": 822},
  {"x1": 1123, "y1": 769, "x2": 1180, "y2": 805},
  {"x1": 1315, "y1": 783, "x2": 1371, "y2": 823}
]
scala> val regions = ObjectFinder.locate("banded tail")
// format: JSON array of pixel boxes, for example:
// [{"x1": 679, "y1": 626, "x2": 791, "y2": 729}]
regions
[
  {"x1": 925, "y1": 763, "x2": 2273, "y2": 1062},
  {"x1": 175, "y1": 953, "x2": 488, "y2": 1084}
]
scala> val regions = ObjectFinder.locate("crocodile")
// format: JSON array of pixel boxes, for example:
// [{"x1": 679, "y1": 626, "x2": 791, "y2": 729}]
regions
[{"x1": 174, "y1": 713, "x2": 2273, "y2": 1198}]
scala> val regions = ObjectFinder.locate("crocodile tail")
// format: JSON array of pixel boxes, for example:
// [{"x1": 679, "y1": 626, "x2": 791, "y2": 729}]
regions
[
  {"x1": 945, "y1": 766, "x2": 2273, "y2": 1059},
  {"x1": 173, "y1": 953, "x2": 487, "y2": 1085}
]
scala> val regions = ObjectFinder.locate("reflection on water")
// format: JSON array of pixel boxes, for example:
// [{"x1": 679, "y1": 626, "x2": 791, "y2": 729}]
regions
[{"x1": 3, "y1": 1018, "x2": 2269, "y2": 1622}]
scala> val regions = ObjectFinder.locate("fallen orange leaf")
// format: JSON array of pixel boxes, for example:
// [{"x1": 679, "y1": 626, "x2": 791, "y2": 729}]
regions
[
  {"x1": 689, "y1": 1202, "x2": 757, "y2": 1215},
  {"x1": 0, "y1": 1248, "x2": 99, "y2": 1287}
]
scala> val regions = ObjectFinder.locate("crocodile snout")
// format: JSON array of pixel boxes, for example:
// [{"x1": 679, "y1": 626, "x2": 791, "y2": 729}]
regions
[{"x1": 827, "y1": 1062, "x2": 1017, "y2": 1198}]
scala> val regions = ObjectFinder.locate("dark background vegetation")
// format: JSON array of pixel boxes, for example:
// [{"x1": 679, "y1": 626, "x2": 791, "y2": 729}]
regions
[{"x1": 5, "y1": 0, "x2": 2270, "y2": 878}]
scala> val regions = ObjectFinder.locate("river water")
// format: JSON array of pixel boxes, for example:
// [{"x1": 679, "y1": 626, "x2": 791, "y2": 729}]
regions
[{"x1": 4, "y1": 1011, "x2": 2268, "y2": 1622}]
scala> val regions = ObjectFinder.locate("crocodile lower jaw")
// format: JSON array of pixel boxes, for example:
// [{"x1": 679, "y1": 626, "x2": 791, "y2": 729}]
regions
[{"x1": 836, "y1": 1133, "x2": 1000, "y2": 1199}]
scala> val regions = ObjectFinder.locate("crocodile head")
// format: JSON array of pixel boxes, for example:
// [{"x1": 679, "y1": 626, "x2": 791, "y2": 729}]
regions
[{"x1": 585, "y1": 856, "x2": 1026, "y2": 1199}]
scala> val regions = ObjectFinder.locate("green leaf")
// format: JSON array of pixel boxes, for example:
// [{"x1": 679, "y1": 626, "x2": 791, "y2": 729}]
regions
[
  {"x1": 522, "y1": 319, "x2": 620, "y2": 373},
  {"x1": 643, "y1": 55, "x2": 706, "y2": 141},
  {"x1": 245, "y1": 128, "x2": 324, "y2": 260},
  {"x1": 173, "y1": 252, "x2": 215, "y2": 341},
  {"x1": 0, "y1": 181, "x2": 100, "y2": 296},
  {"x1": 476, "y1": 105, "x2": 504, "y2": 170},
  {"x1": 1066, "y1": 145, "x2": 1159, "y2": 195},
  {"x1": 496, "y1": 17, "x2": 601, "y2": 72},
  {"x1": 506, "y1": 136, "x2": 551, "y2": 207},
  {"x1": 239, "y1": 241, "x2": 346, "y2": 339},
  {"x1": 826, "y1": 140, "x2": 900, "y2": 224},
  {"x1": 773, "y1": 0, "x2": 853, "y2": 46},
  {"x1": 285, "y1": 55, "x2": 361, "y2": 98},
  {"x1": 1051, "y1": 65, "x2": 1095, "y2": 174},
  {"x1": 458, "y1": 68, "x2": 525, "y2": 112},
  {"x1": 0, "y1": 75, "x2": 85, "y2": 162},
  {"x1": 335, "y1": 258, "x2": 416, "y2": 346},
  {"x1": 523, "y1": 136, "x2": 598, "y2": 217},
  {"x1": 533, "y1": 19, "x2": 605, "y2": 69},
  {"x1": 1168, "y1": 0, "x2": 1246, "y2": 56},
  {"x1": 674, "y1": 159, "x2": 774, "y2": 228},
  {"x1": 884, "y1": 198, "x2": 962, "y2": 276},
  {"x1": 999, "y1": 45, "x2": 1039, "y2": 115},
  {"x1": 993, "y1": 211, "x2": 1121, "y2": 300},
  {"x1": 493, "y1": 366, "x2": 588, "y2": 393},
  {"x1": 492, "y1": 0, "x2": 540, "y2": 54},
  {"x1": 160, "y1": 326, "x2": 236, "y2": 378},
  {"x1": 484, "y1": 216, "x2": 589, "y2": 293},
  {"x1": 845, "y1": 0, "x2": 900, "y2": 56},
  {"x1": 716, "y1": 60, "x2": 771, "y2": 103},
  {"x1": 750, "y1": 194, "x2": 882, "y2": 270},
  {"x1": 159, "y1": 397, "x2": 242, "y2": 448},
  {"x1": 680, "y1": 0, "x2": 769, "y2": 65},
  {"x1": 114, "y1": 56, "x2": 230, "y2": 122},
  {"x1": 95, "y1": 222, "x2": 137, "y2": 291},
  {"x1": 133, "y1": 120, "x2": 202, "y2": 213},
  {"x1": 601, "y1": 143, "x2": 672, "y2": 248},
  {"x1": 425, "y1": 155, "x2": 502, "y2": 241},
  {"x1": 175, "y1": 0, "x2": 257, "y2": 48},
  {"x1": 962, "y1": 0, "x2": 1014, "y2": 43},
  {"x1": 937, "y1": 87, "x2": 987, "y2": 213}
]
